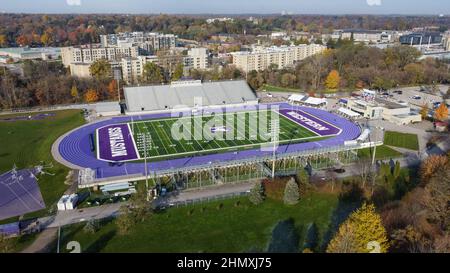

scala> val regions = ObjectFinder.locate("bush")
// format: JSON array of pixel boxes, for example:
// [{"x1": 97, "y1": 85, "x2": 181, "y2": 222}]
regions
[
  {"x1": 217, "y1": 203, "x2": 224, "y2": 210},
  {"x1": 83, "y1": 219, "x2": 100, "y2": 234},
  {"x1": 283, "y1": 178, "x2": 300, "y2": 205},
  {"x1": 248, "y1": 182, "x2": 265, "y2": 205}
]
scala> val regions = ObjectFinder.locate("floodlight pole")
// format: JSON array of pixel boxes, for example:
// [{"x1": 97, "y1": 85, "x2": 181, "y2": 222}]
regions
[
  {"x1": 117, "y1": 78, "x2": 121, "y2": 102},
  {"x1": 143, "y1": 133, "x2": 149, "y2": 201}
]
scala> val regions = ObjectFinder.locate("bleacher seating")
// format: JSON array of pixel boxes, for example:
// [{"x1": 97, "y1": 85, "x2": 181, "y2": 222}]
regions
[{"x1": 124, "y1": 80, "x2": 258, "y2": 113}]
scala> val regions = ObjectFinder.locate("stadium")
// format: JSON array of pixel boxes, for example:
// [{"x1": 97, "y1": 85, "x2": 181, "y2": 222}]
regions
[{"x1": 53, "y1": 80, "x2": 370, "y2": 191}]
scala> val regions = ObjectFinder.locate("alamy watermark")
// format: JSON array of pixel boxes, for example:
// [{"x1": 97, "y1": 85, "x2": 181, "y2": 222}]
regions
[{"x1": 169, "y1": 98, "x2": 280, "y2": 152}]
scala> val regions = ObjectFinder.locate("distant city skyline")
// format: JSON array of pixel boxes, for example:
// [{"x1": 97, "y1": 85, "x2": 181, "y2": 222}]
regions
[{"x1": 1, "y1": 0, "x2": 450, "y2": 15}]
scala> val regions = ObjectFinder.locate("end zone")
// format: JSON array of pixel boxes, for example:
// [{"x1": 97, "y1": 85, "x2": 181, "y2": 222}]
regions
[{"x1": 97, "y1": 123, "x2": 140, "y2": 162}]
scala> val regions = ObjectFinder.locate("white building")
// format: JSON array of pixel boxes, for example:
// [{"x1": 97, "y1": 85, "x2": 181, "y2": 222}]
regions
[
  {"x1": 61, "y1": 44, "x2": 139, "y2": 67},
  {"x1": 120, "y1": 56, "x2": 147, "y2": 84},
  {"x1": 100, "y1": 32, "x2": 176, "y2": 53},
  {"x1": 231, "y1": 44, "x2": 327, "y2": 73},
  {"x1": 340, "y1": 95, "x2": 421, "y2": 125},
  {"x1": 0, "y1": 47, "x2": 60, "y2": 62},
  {"x1": 185, "y1": 48, "x2": 209, "y2": 70}
]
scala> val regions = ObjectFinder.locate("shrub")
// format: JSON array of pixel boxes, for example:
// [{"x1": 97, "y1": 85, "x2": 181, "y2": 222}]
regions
[
  {"x1": 283, "y1": 178, "x2": 300, "y2": 205},
  {"x1": 83, "y1": 219, "x2": 100, "y2": 234},
  {"x1": 217, "y1": 203, "x2": 224, "y2": 210},
  {"x1": 248, "y1": 182, "x2": 264, "y2": 205}
]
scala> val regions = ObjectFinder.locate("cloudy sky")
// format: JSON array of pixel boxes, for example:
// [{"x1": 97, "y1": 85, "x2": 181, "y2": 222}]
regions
[{"x1": 1, "y1": 0, "x2": 449, "y2": 14}]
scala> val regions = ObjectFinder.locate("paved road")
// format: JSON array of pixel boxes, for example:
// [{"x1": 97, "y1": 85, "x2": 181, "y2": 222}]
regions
[{"x1": 21, "y1": 228, "x2": 58, "y2": 253}]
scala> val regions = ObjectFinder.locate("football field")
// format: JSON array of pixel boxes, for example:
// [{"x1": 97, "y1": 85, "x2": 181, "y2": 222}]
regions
[{"x1": 128, "y1": 109, "x2": 331, "y2": 160}]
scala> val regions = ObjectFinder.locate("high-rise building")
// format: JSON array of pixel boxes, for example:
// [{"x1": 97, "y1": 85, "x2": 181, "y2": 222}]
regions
[
  {"x1": 185, "y1": 48, "x2": 209, "y2": 70},
  {"x1": 231, "y1": 44, "x2": 327, "y2": 73},
  {"x1": 100, "y1": 32, "x2": 177, "y2": 54},
  {"x1": 61, "y1": 44, "x2": 139, "y2": 67}
]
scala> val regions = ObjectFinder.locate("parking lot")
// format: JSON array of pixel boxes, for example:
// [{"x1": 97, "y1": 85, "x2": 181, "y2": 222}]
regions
[{"x1": 385, "y1": 85, "x2": 448, "y2": 110}]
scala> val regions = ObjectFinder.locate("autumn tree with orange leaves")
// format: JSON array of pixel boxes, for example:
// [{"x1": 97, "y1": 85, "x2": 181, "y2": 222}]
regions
[
  {"x1": 434, "y1": 103, "x2": 448, "y2": 121},
  {"x1": 419, "y1": 155, "x2": 448, "y2": 182},
  {"x1": 84, "y1": 89, "x2": 99, "y2": 103},
  {"x1": 107, "y1": 79, "x2": 118, "y2": 100}
]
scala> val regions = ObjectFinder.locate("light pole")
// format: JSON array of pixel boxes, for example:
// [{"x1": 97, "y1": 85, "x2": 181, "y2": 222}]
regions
[
  {"x1": 270, "y1": 118, "x2": 279, "y2": 179},
  {"x1": 142, "y1": 132, "x2": 152, "y2": 201}
]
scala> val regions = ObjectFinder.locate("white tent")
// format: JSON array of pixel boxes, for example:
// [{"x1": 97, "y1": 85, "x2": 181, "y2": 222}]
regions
[
  {"x1": 303, "y1": 97, "x2": 327, "y2": 106},
  {"x1": 288, "y1": 94, "x2": 305, "y2": 103}
]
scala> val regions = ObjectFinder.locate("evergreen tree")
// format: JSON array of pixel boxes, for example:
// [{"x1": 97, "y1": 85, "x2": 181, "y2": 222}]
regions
[
  {"x1": 283, "y1": 178, "x2": 300, "y2": 205},
  {"x1": 249, "y1": 182, "x2": 264, "y2": 205}
]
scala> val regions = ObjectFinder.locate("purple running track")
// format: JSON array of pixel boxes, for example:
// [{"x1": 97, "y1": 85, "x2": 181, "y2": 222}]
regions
[{"x1": 57, "y1": 103, "x2": 361, "y2": 179}]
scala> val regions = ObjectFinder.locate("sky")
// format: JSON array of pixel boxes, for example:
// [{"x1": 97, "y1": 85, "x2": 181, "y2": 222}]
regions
[{"x1": 0, "y1": 0, "x2": 450, "y2": 15}]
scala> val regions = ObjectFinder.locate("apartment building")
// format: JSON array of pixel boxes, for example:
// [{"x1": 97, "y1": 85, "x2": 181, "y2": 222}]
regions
[
  {"x1": 100, "y1": 32, "x2": 176, "y2": 53},
  {"x1": 442, "y1": 32, "x2": 450, "y2": 51},
  {"x1": 61, "y1": 44, "x2": 139, "y2": 67},
  {"x1": 231, "y1": 44, "x2": 326, "y2": 73},
  {"x1": 185, "y1": 48, "x2": 209, "y2": 70},
  {"x1": 120, "y1": 56, "x2": 147, "y2": 84}
]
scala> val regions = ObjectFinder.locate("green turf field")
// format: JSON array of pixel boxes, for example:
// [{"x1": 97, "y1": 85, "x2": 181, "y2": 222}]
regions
[
  {"x1": 383, "y1": 131, "x2": 419, "y2": 151},
  {"x1": 131, "y1": 110, "x2": 325, "y2": 159}
]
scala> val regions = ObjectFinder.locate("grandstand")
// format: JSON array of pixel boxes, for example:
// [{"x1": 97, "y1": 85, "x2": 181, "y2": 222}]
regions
[{"x1": 124, "y1": 80, "x2": 258, "y2": 113}]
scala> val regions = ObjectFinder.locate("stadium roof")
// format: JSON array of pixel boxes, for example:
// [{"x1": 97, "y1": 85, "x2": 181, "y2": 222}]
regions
[{"x1": 124, "y1": 80, "x2": 258, "y2": 112}]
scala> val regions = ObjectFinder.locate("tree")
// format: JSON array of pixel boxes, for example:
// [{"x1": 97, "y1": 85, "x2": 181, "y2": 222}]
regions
[
  {"x1": 40, "y1": 32, "x2": 52, "y2": 46},
  {"x1": 89, "y1": 59, "x2": 111, "y2": 80},
  {"x1": 16, "y1": 34, "x2": 30, "y2": 46},
  {"x1": 325, "y1": 70, "x2": 340, "y2": 90},
  {"x1": 419, "y1": 104, "x2": 428, "y2": 119},
  {"x1": 434, "y1": 103, "x2": 448, "y2": 121},
  {"x1": 116, "y1": 206, "x2": 135, "y2": 235},
  {"x1": 70, "y1": 85, "x2": 79, "y2": 101},
  {"x1": 0, "y1": 35, "x2": 7, "y2": 47},
  {"x1": 326, "y1": 222, "x2": 359, "y2": 253},
  {"x1": 84, "y1": 89, "x2": 99, "y2": 103},
  {"x1": 143, "y1": 62, "x2": 164, "y2": 84},
  {"x1": 283, "y1": 178, "x2": 300, "y2": 205},
  {"x1": 116, "y1": 186, "x2": 152, "y2": 235},
  {"x1": 171, "y1": 63, "x2": 184, "y2": 81},
  {"x1": 0, "y1": 234, "x2": 15, "y2": 253},
  {"x1": 107, "y1": 79, "x2": 118, "y2": 100},
  {"x1": 328, "y1": 203, "x2": 389, "y2": 253},
  {"x1": 280, "y1": 73, "x2": 296, "y2": 88},
  {"x1": 249, "y1": 182, "x2": 264, "y2": 205},
  {"x1": 83, "y1": 219, "x2": 100, "y2": 234},
  {"x1": 420, "y1": 155, "x2": 448, "y2": 181}
]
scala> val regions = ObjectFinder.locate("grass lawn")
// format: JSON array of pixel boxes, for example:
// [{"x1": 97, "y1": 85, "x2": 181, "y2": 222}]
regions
[
  {"x1": 261, "y1": 84, "x2": 302, "y2": 93},
  {"x1": 0, "y1": 110, "x2": 85, "y2": 222},
  {"x1": 383, "y1": 131, "x2": 419, "y2": 151},
  {"x1": 358, "y1": 145, "x2": 403, "y2": 160},
  {"x1": 57, "y1": 192, "x2": 338, "y2": 253}
]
